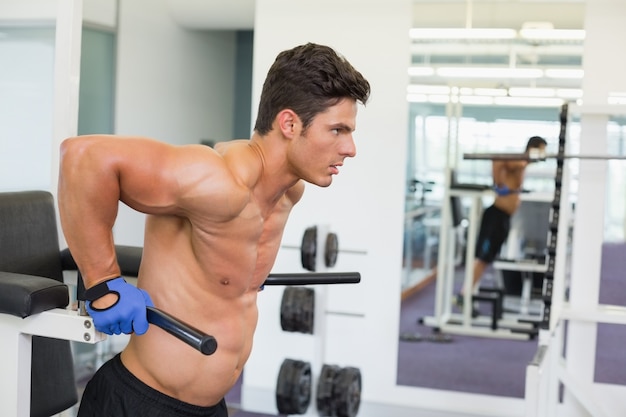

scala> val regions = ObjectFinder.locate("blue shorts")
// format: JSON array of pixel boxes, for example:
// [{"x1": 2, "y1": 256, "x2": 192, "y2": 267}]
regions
[{"x1": 78, "y1": 353, "x2": 228, "y2": 417}]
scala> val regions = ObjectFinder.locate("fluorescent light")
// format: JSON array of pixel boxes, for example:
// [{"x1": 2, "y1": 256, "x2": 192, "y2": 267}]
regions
[
  {"x1": 410, "y1": 28, "x2": 517, "y2": 40},
  {"x1": 509, "y1": 87, "x2": 555, "y2": 97},
  {"x1": 494, "y1": 96, "x2": 564, "y2": 107},
  {"x1": 473, "y1": 88, "x2": 508, "y2": 97},
  {"x1": 409, "y1": 66, "x2": 582, "y2": 81},
  {"x1": 437, "y1": 67, "x2": 543, "y2": 79},
  {"x1": 408, "y1": 66, "x2": 435, "y2": 77},
  {"x1": 520, "y1": 29, "x2": 585, "y2": 41},
  {"x1": 408, "y1": 94, "x2": 562, "y2": 107},
  {"x1": 544, "y1": 68, "x2": 584, "y2": 79},
  {"x1": 407, "y1": 85, "x2": 451, "y2": 95},
  {"x1": 428, "y1": 95, "x2": 454, "y2": 104},
  {"x1": 608, "y1": 97, "x2": 626, "y2": 105},
  {"x1": 556, "y1": 89, "x2": 583, "y2": 99},
  {"x1": 608, "y1": 92, "x2": 626, "y2": 105},
  {"x1": 459, "y1": 95, "x2": 494, "y2": 105},
  {"x1": 407, "y1": 93, "x2": 428, "y2": 103},
  {"x1": 410, "y1": 27, "x2": 585, "y2": 41},
  {"x1": 459, "y1": 87, "x2": 507, "y2": 97},
  {"x1": 407, "y1": 84, "x2": 575, "y2": 107}
]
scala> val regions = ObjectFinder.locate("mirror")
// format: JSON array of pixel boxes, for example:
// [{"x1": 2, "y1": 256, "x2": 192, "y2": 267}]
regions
[{"x1": 398, "y1": 0, "x2": 586, "y2": 398}]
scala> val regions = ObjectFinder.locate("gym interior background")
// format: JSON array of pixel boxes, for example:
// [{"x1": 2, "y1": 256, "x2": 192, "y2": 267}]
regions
[{"x1": 1, "y1": 1, "x2": 625, "y2": 417}]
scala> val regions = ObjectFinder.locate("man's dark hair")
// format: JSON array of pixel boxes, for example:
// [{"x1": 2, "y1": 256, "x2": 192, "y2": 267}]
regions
[
  {"x1": 526, "y1": 136, "x2": 547, "y2": 152},
  {"x1": 253, "y1": 43, "x2": 371, "y2": 135}
]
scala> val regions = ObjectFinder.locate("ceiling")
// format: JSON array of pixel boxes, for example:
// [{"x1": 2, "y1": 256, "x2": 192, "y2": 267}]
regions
[
  {"x1": 411, "y1": 0, "x2": 585, "y2": 30},
  {"x1": 408, "y1": 1, "x2": 587, "y2": 104},
  {"x1": 164, "y1": 0, "x2": 588, "y2": 105},
  {"x1": 166, "y1": 0, "x2": 586, "y2": 31}
]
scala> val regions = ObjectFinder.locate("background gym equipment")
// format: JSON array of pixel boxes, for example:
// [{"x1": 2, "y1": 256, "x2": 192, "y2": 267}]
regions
[
  {"x1": 0, "y1": 190, "x2": 103, "y2": 417},
  {"x1": 301, "y1": 226, "x2": 338, "y2": 271},
  {"x1": 283, "y1": 226, "x2": 367, "y2": 272},
  {"x1": 265, "y1": 272, "x2": 361, "y2": 286},
  {"x1": 260, "y1": 224, "x2": 365, "y2": 416},
  {"x1": 280, "y1": 287, "x2": 315, "y2": 334},
  {"x1": 276, "y1": 358, "x2": 313, "y2": 415},
  {"x1": 275, "y1": 271, "x2": 361, "y2": 334},
  {"x1": 462, "y1": 104, "x2": 575, "y2": 337},
  {"x1": 420, "y1": 182, "x2": 537, "y2": 340},
  {"x1": 316, "y1": 364, "x2": 362, "y2": 417},
  {"x1": 463, "y1": 152, "x2": 626, "y2": 161}
]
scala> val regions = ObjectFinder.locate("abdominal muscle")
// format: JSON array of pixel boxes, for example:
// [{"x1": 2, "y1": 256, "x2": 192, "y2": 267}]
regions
[{"x1": 119, "y1": 215, "x2": 266, "y2": 407}]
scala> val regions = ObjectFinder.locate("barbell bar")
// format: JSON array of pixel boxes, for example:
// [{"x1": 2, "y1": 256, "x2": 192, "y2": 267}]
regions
[
  {"x1": 282, "y1": 226, "x2": 367, "y2": 272},
  {"x1": 463, "y1": 152, "x2": 626, "y2": 161},
  {"x1": 265, "y1": 271, "x2": 361, "y2": 286},
  {"x1": 146, "y1": 306, "x2": 218, "y2": 355},
  {"x1": 281, "y1": 244, "x2": 368, "y2": 255}
]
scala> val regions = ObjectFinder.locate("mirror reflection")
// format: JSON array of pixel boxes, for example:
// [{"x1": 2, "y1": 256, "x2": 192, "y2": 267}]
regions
[{"x1": 398, "y1": 0, "x2": 594, "y2": 398}]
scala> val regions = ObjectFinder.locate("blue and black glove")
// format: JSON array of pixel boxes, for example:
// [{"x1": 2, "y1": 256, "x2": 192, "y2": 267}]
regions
[{"x1": 84, "y1": 277, "x2": 154, "y2": 335}]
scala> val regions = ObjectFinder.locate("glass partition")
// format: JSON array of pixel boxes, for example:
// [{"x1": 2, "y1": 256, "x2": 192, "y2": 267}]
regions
[{"x1": 0, "y1": 27, "x2": 55, "y2": 191}]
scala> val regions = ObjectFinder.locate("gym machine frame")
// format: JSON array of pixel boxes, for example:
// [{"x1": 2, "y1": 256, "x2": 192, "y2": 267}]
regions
[
  {"x1": 0, "y1": 292, "x2": 104, "y2": 417},
  {"x1": 524, "y1": 103, "x2": 626, "y2": 417},
  {"x1": 420, "y1": 179, "x2": 537, "y2": 340}
]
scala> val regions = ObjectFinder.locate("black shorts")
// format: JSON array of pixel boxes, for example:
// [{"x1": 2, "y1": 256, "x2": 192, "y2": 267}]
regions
[
  {"x1": 78, "y1": 353, "x2": 228, "y2": 417},
  {"x1": 475, "y1": 204, "x2": 511, "y2": 263}
]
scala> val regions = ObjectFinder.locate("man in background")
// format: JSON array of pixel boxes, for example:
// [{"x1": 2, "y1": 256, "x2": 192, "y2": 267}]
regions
[{"x1": 456, "y1": 136, "x2": 548, "y2": 307}]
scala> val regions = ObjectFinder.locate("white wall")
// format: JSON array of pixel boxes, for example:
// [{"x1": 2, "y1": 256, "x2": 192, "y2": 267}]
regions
[
  {"x1": 241, "y1": 0, "x2": 416, "y2": 415},
  {"x1": 111, "y1": 0, "x2": 238, "y2": 246},
  {"x1": 0, "y1": 0, "x2": 237, "y2": 205}
]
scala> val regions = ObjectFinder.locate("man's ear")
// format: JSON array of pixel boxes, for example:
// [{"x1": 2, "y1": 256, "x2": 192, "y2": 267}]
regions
[{"x1": 276, "y1": 109, "x2": 300, "y2": 138}]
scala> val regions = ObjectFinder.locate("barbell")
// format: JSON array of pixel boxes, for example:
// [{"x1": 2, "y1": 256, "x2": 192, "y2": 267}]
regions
[
  {"x1": 282, "y1": 226, "x2": 367, "y2": 272},
  {"x1": 463, "y1": 151, "x2": 626, "y2": 161}
]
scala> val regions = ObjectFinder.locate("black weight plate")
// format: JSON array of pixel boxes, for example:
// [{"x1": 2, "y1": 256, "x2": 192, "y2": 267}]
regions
[
  {"x1": 316, "y1": 364, "x2": 341, "y2": 416},
  {"x1": 301, "y1": 226, "x2": 317, "y2": 271},
  {"x1": 280, "y1": 287, "x2": 315, "y2": 334},
  {"x1": 332, "y1": 367, "x2": 362, "y2": 417},
  {"x1": 276, "y1": 359, "x2": 312, "y2": 415},
  {"x1": 325, "y1": 232, "x2": 339, "y2": 268}
]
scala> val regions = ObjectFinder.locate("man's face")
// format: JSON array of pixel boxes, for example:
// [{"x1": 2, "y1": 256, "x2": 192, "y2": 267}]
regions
[{"x1": 288, "y1": 99, "x2": 358, "y2": 187}]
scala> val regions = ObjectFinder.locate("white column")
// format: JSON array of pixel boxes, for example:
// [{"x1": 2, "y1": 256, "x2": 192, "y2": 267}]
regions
[
  {"x1": 245, "y1": 0, "x2": 411, "y2": 415},
  {"x1": 51, "y1": 0, "x2": 83, "y2": 246},
  {"x1": 563, "y1": 1, "x2": 626, "y2": 416}
]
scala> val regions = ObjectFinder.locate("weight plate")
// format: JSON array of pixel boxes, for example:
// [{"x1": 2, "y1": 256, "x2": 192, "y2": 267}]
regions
[
  {"x1": 280, "y1": 287, "x2": 315, "y2": 334},
  {"x1": 332, "y1": 367, "x2": 362, "y2": 417},
  {"x1": 325, "y1": 232, "x2": 339, "y2": 268},
  {"x1": 316, "y1": 364, "x2": 341, "y2": 416},
  {"x1": 276, "y1": 359, "x2": 312, "y2": 415},
  {"x1": 301, "y1": 226, "x2": 317, "y2": 271}
]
